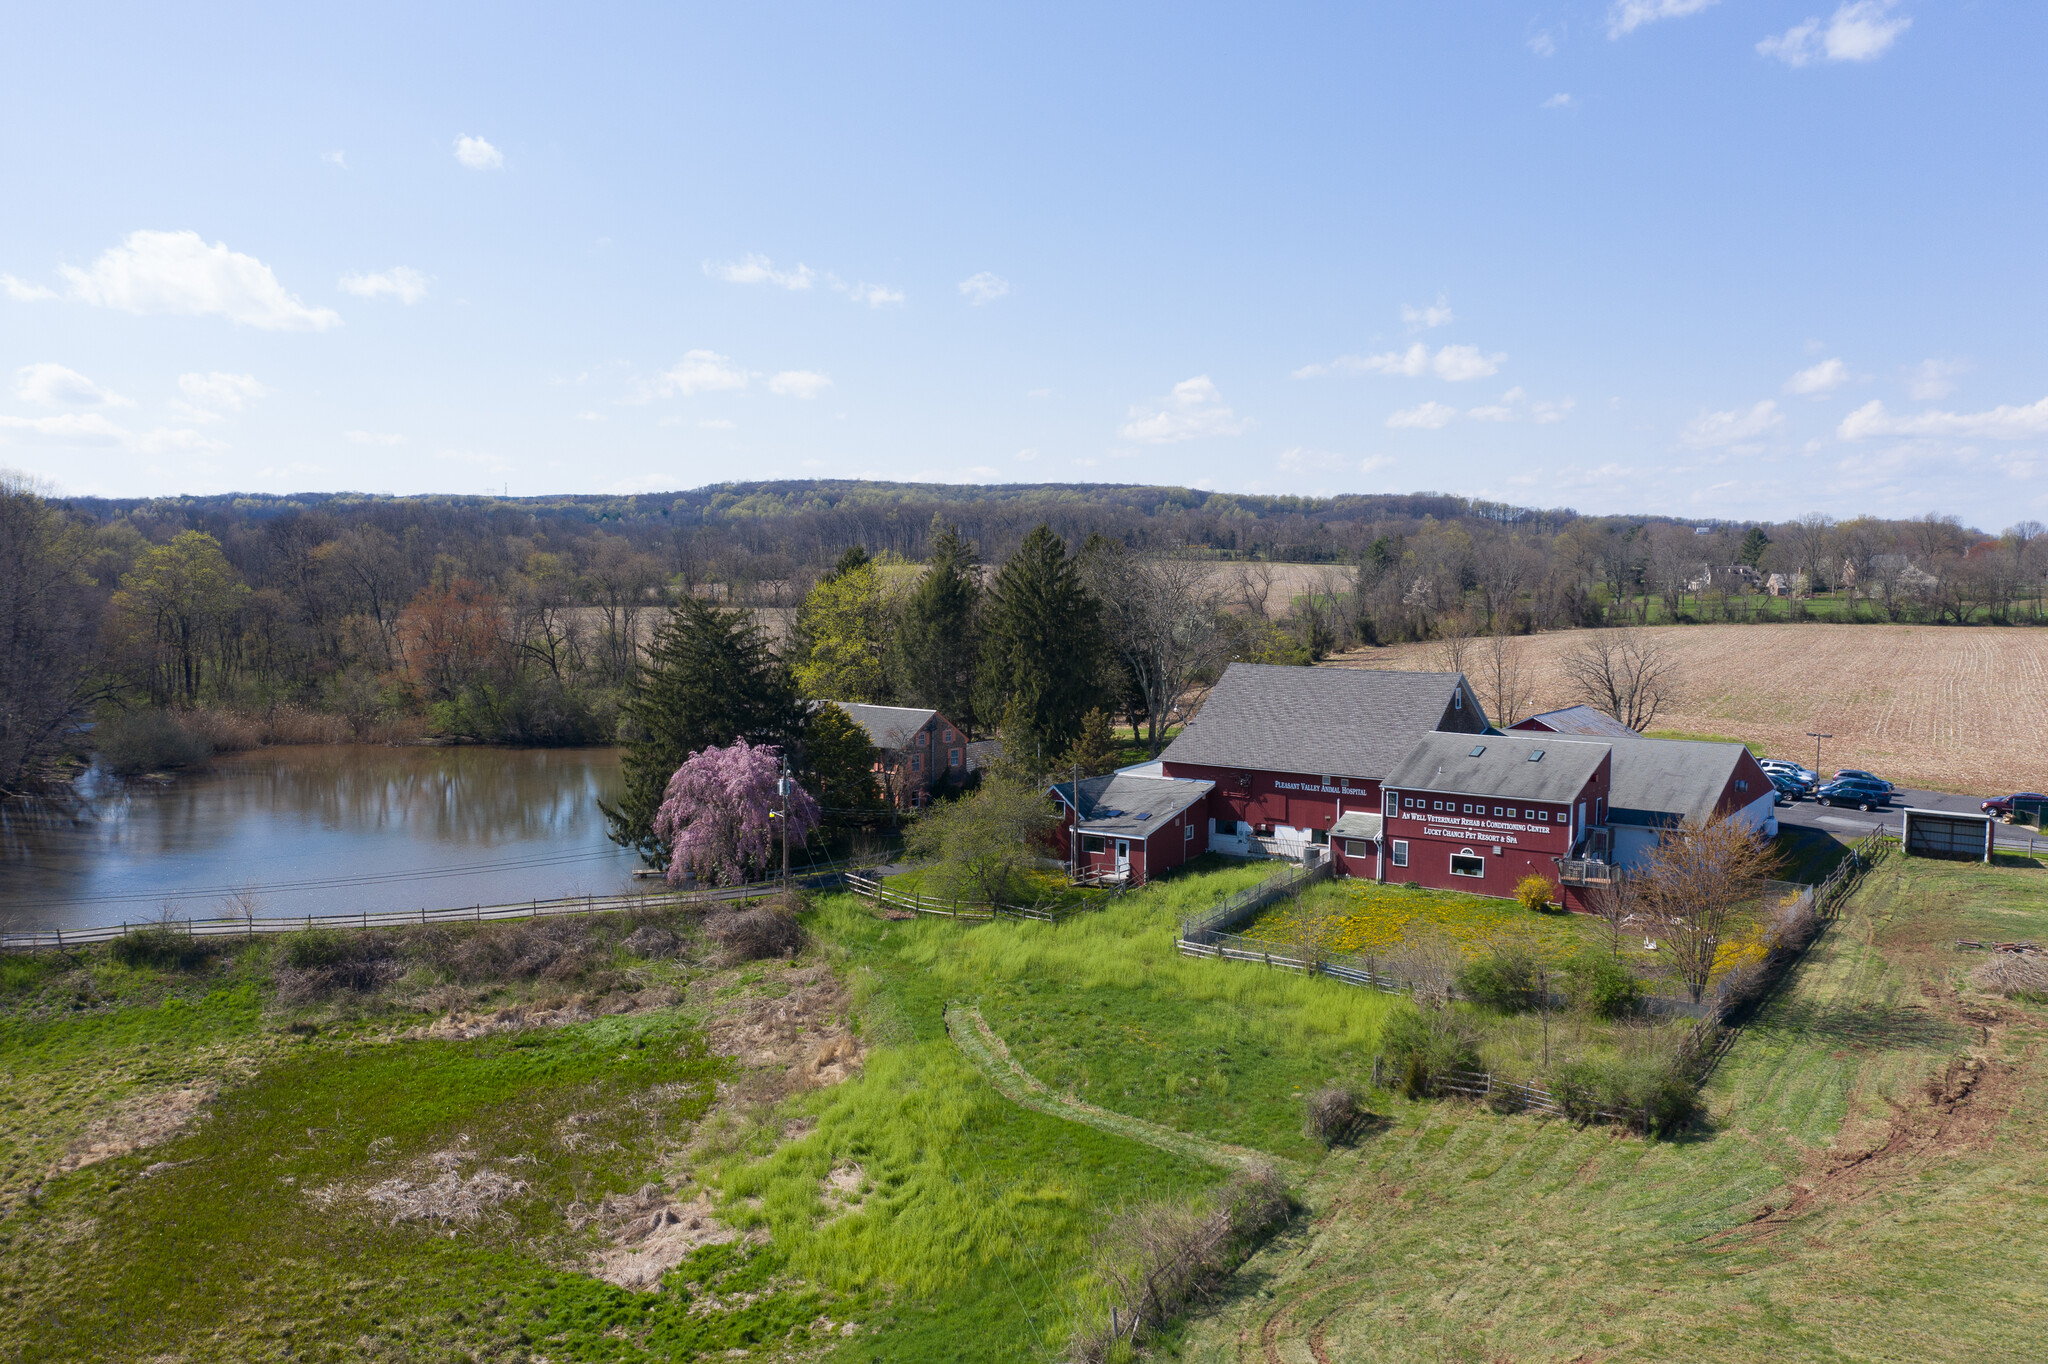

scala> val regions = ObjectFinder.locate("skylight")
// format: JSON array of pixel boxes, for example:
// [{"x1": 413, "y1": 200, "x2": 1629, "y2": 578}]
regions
[
  {"x1": 1468, "y1": 745, "x2": 1486, "y2": 757},
  {"x1": 1528, "y1": 750, "x2": 1545, "y2": 762}
]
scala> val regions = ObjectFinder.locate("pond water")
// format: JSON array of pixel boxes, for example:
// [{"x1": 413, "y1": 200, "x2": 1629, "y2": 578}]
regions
[{"x1": 0, "y1": 746, "x2": 643, "y2": 934}]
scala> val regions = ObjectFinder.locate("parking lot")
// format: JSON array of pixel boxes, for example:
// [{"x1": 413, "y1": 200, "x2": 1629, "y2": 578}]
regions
[{"x1": 1773, "y1": 783, "x2": 2048, "y2": 856}]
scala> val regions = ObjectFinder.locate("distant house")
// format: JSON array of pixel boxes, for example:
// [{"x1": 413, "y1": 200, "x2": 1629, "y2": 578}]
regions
[
  {"x1": 1867, "y1": 553, "x2": 1940, "y2": 590},
  {"x1": 1511, "y1": 705, "x2": 1641, "y2": 740},
  {"x1": 1687, "y1": 563, "x2": 1761, "y2": 593},
  {"x1": 821, "y1": 702, "x2": 969, "y2": 809},
  {"x1": 1764, "y1": 571, "x2": 1809, "y2": 597}
]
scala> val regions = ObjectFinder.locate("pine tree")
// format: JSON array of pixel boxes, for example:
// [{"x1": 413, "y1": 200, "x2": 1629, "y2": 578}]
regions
[
  {"x1": 1738, "y1": 526, "x2": 1771, "y2": 568},
  {"x1": 887, "y1": 522, "x2": 982, "y2": 731},
  {"x1": 1054, "y1": 707, "x2": 1119, "y2": 778},
  {"x1": 602, "y1": 597, "x2": 801, "y2": 862},
  {"x1": 977, "y1": 524, "x2": 1105, "y2": 770}
]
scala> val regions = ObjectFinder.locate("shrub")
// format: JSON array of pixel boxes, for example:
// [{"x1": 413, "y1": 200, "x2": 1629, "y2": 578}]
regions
[
  {"x1": 1378, "y1": 1005, "x2": 1481, "y2": 1097},
  {"x1": 1972, "y1": 952, "x2": 2048, "y2": 1003},
  {"x1": 1302, "y1": 1086, "x2": 1360, "y2": 1147},
  {"x1": 430, "y1": 917, "x2": 607, "y2": 984},
  {"x1": 1549, "y1": 1053, "x2": 1698, "y2": 1133},
  {"x1": 1514, "y1": 874, "x2": 1553, "y2": 912},
  {"x1": 1562, "y1": 947, "x2": 1642, "y2": 1019},
  {"x1": 622, "y1": 925, "x2": 680, "y2": 959},
  {"x1": 275, "y1": 928, "x2": 399, "y2": 1000},
  {"x1": 95, "y1": 709, "x2": 212, "y2": 775},
  {"x1": 703, "y1": 899, "x2": 807, "y2": 962},
  {"x1": 109, "y1": 923, "x2": 218, "y2": 971},
  {"x1": 1457, "y1": 942, "x2": 1539, "y2": 1013}
]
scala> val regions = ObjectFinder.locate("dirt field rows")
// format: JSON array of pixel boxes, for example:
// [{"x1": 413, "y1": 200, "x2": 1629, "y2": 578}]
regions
[{"x1": 1328, "y1": 624, "x2": 2048, "y2": 795}]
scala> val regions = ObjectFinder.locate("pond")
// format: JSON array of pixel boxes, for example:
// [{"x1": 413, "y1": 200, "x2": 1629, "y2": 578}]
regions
[{"x1": 0, "y1": 746, "x2": 644, "y2": 934}]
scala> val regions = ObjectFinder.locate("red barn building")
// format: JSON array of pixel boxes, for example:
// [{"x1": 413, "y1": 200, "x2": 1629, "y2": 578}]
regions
[
  {"x1": 1050, "y1": 772, "x2": 1215, "y2": 886},
  {"x1": 1509, "y1": 705, "x2": 1642, "y2": 740},
  {"x1": 1378, "y1": 732, "x2": 1613, "y2": 907},
  {"x1": 1156, "y1": 663, "x2": 1486, "y2": 863}
]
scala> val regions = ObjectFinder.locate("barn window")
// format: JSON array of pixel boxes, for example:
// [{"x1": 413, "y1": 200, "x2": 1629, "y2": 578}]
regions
[
  {"x1": 1450, "y1": 852, "x2": 1485, "y2": 878},
  {"x1": 1463, "y1": 804, "x2": 1475, "y2": 814},
  {"x1": 1185, "y1": 823, "x2": 1195, "y2": 840},
  {"x1": 1493, "y1": 806, "x2": 1505, "y2": 817},
  {"x1": 1391, "y1": 840, "x2": 1408, "y2": 867},
  {"x1": 1344, "y1": 839, "x2": 1369, "y2": 857},
  {"x1": 949, "y1": 748, "x2": 961, "y2": 768},
  {"x1": 1083, "y1": 835, "x2": 1105, "y2": 853}
]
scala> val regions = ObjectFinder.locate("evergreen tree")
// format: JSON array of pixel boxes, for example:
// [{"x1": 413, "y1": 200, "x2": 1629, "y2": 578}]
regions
[
  {"x1": 800, "y1": 701, "x2": 884, "y2": 815},
  {"x1": 1054, "y1": 707, "x2": 1120, "y2": 778},
  {"x1": 976, "y1": 524, "x2": 1105, "y2": 771},
  {"x1": 603, "y1": 597, "x2": 800, "y2": 862},
  {"x1": 887, "y1": 522, "x2": 982, "y2": 731},
  {"x1": 1738, "y1": 526, "x2": 1771, "y2": 568}
]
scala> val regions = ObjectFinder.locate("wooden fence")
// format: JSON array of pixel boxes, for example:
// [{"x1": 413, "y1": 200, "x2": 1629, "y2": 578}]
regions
[
  {"x1": 843, "y1": 872, "x2": 1124, "y2": 924},
  {"x1": 1176, "y1": 860, "x2": 1331, "y2": 943},
  {"x1": 0, "y1": 861, "x2": 857, "y2": 953}
]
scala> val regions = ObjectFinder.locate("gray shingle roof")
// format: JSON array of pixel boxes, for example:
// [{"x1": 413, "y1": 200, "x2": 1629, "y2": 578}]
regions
[
  {"x1": 1049, "y1": 773, "x2": 1215, "y2": 839},
  {"x1": 1607, "y1": 739, "x2": 1754, "y2": 827},
  {"x1": 1331, "y1": 811, "x2": 1384, "y2": 840},
  {"x1": 1383, "y1": 732, "x2": 1610, "y2": 804},
  {"x1": 1160, "y1": 663, "x2": 1481, "y2": 779},
  {"x1": 823, "y1": 701, "x2": 938, "y2": 752},
  {"x1": 1513, "y1": 705, "x2": 1642, "y2": 740}
]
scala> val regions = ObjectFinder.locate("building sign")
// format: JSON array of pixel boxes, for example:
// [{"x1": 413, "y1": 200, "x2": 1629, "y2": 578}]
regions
[
  {"x1": 1412, "y1": 812, "x2": 1552, "y2": 842},
  {"x1": 1272, "y1": 780, "x2": 1357, "y2": 795}
]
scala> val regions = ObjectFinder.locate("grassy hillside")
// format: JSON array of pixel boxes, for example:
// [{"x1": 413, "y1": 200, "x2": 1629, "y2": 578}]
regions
[{"x1": 1178, "y1": 845, "x2": 2048, "y2": 1361}]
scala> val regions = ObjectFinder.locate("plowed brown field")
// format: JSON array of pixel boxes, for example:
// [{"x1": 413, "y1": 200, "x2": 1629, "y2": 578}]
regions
[{"x1": 1326, "y1": 624, "x2": 2048, "y2": 794}]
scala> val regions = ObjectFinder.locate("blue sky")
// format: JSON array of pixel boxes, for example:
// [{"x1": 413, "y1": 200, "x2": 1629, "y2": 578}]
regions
[{"x1": 2, "y1": 1, "x2": 2043, "y2": 528}]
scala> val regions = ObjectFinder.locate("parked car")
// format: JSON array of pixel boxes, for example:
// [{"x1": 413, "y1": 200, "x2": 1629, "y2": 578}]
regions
[
  {"x1": 1759, "y1": 759, "x2": 1818, "y2": 787},
  {"x1": 1981, "y1": 792, "x2": 2046, "y2": 821},
  {"x1": 1815, "y1": 779, "x2": 1890, "y2": 811},
  {"x1": 1768, "y1": 772, "x2": 1807, "y2": 805},
  {"x1": 1834, "y1": 769, "x2": 1894, "y2": 792}
]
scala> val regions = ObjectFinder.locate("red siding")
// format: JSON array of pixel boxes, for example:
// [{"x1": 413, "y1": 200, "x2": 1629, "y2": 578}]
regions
[
  {"x1": 1157, "y1": 762, "x2": 1380, "y2": 837},
  {"x1": 1376, "y1": 752, "x2": 1610, "y2": 904}
]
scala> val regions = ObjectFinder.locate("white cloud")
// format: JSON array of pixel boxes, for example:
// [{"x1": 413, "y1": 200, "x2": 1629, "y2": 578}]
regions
[
  {"x1": 346, "y1": 430, "x2": 405, "y2": 445},
  {"x1": 1529, "y1": 31, "x2": 1557, "y2": 57},
  {"x1": 1909, "y1": 357, "x2": 1968, "y2": 400},
  {"x1": 1387, "y1": 402, "x2": 1457, "y2": 430},
  {"x1": 1360, "y1": 455, "x2": 1397, "y2": 474},
  {"x1": 1017, "y1": 447, "x2": 1039, "y2": 461},
  {"x1": 1759, "y1": 1, "x2": 1909, "y2": 66},
  {"x1": 706, "y1": 255, "x2": 817, "y2": 291},
  {"x1": 767, "y1": 370, "x2": 832, "y2": 399},
  {"x1": 50, "y1": 230, "x2": 340, "y2": 330},
  {"x1": 846, "y1": 282, "x2": 904, "y2": 307},
  {"x1": 658, "y1": 350, "x2": 752, "y2": 396},
  {"x1": 338, "y1": 267, "x2": 429, "y2": 303},
  {"x1": 1838, "y1": 397, "x2": 2048, "y2": 441},
  {"x1": 15, "y1": 363, "x2": 130, "y2": 408},
  {"x1": 0, "y1": 412, "x2": 130, "y2": 444},
  {"x1": 1119, "y1": 376, "x2": 1250, "y2": 444},
  {"x1": 1027, "y1": 388, "x2": 1053, "y2": 400},
  {"x1": 454, "y1": 135, "x2": 503, "y2": 170},
  {"x1": 958, "y1": 272, "x2": 1009, "y2": 305},
  {"x1": 1784, "y1": 357, "x2": 1850, "y2": 396},
  {"x1": 2, "y1": 275, "x2": 58, "y2": 301},
  {"x1": 1402, "y1": 295, "x2": 1454, "y2": 329},
  {"x1": 698, "y1": 418, "x2": 736, "y2": 430},
  {"x1": 1542, "y1": 93, "x2": 1576, "y2": 109},
  {"x1": 1533, "y1": 398, "x2": 1576, "y2": 424},
  {"x1": 576, "y1": 411, "x2": 607, "y2": 422},
  {"x1": 177, "y1": 372, "x2": 268, "y2": 412},
  {"x1": 1608, "y1": 0, "x2": 1718, "y2": 39},
  {"x1": 1680, "y1": 400, "x2": 1783, "y2": 447},
  {"x1": 322, "y1": 150, "x2": 346, "y2": 168},
  {"x1": 1297, "y1": 342, "x2": 1503, "y2": 381},
  {"x1": 1465, "y1": 387, "x2": 1575, "y2": 424}
]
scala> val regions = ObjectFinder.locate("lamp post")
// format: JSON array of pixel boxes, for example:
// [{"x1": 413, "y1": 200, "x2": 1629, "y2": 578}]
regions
[{"x1": 1805, "y1": 731, "x2": 1832, "y2": 779}]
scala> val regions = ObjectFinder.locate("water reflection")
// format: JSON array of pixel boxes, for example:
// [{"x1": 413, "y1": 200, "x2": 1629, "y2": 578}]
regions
[{"x1": 0, "y1": 746, "x2": 641, "y2": 932}]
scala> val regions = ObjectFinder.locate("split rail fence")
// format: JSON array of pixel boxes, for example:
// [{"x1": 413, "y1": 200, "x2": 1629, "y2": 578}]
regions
[
  {"x1": 843, "y1": 872, "x2": 1125, "y2": 924},
  {"x1": 0, "y1": 861, "x2": 858, "y2": 953}
]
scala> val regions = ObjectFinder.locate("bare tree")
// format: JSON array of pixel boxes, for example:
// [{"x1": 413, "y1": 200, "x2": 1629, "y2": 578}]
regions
[
  {"x1": 1476, "y1": 631, "x2": 1530, "y2": 727},
  {"x1": 1558, "y1": 627, "x2": 1680, "y2": 732},
  {"x1": 1473, "y1": 534, "x2": 1539, "y2": 631},
  {"x1": 1085, "y1": 548, "x2": 1226, "y2": 757},
  {"x1": 1636, "y1": 817, "x2": 1779, "y2": 1004},
  {"x1": 1226, "y1": 560, "x2": 1276, "y2": 618},
  {"x1": 1586, "y1": 874, "x2": 1639, "y2": 956},
  {"x1": 1779, "y1": 512, "x2": 1837, "y2": 594},
  {"x1": 1289, "y1": 894, "x2": 1344, "y2": 969},
  {"x1": 1427, "y1": 610, "x2": 1475, "y2": 677},
  {"x1": 0, "y1": 473, "x2": 105, "y2": 796}
]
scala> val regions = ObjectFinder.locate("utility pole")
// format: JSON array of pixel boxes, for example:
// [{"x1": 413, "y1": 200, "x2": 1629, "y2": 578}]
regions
[
  {"x1": 1806, "y1": 731, "x2": 1832, "y2": 778},
  {"x1": 778, "y1": 763, "x2": 791, "y2": 888},
  {"x1": 1071, "y1": 762, "x2": 1080, "y2": 882}
]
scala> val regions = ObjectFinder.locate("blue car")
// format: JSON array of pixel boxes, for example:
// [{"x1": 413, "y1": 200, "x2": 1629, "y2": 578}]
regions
[
  {"x1": 1768, "y1": 772, "x2": 1807, "y2": 805},
  {"x1": 1815, "y1": 779, "x2": 1889, "y2": 812}
]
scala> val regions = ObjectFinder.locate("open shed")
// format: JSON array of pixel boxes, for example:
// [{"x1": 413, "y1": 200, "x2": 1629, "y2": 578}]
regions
[{"x1": 1901, "y1": 808, "x2": 1995, "y2": 862}]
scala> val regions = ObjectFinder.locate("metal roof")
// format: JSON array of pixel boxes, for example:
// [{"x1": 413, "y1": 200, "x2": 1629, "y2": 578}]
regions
[
  {"x1": 1606, "y1": 738, "x2": 1757, "y2": 827},
  {"x1": 1049, "y1": 772, "x2": 1215, "y2": 839},
  {"x1": 823, "y1": 701, "x2": 940, "y2": 752},
  {"x1": 1383, "y1": 732, "x2": 1610, "y2": 804},
  {"x1": 1331, "y1": 811, "x2": 1384, "y2": 840},
  {"x1": 1512, "y1": 705, "x2": 1642, "y2": 740},
  {"x1": 1159, "y1": 663, "x2": 1482, "y2": 779}
]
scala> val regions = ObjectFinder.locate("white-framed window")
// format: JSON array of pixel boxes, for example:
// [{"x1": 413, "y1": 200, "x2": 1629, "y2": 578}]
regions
[
  {"x1": 1343, "y1": 839, "x2": 1369, "y2": 857},
  {"x1": 1450, "y1": 851, "x2": 1485, "y2": 877},
  {"x1": 949, "y1": 748, "x2": 961, "y2": 768},
  {"x1": 1185, "y1": 823, "x2": 1196, "y2": 840},
  {"x1": 1391, "y1": 840, "x2": 1408, "y2": 867},
  {"x1": 1083, "y1": 834, "x2": 1105, "y2": 853}
]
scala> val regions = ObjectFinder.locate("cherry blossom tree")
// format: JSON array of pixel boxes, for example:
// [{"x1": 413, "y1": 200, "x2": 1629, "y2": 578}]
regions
[{"x1": 652, "y1": 738, "x2": 821, "y2": 886}]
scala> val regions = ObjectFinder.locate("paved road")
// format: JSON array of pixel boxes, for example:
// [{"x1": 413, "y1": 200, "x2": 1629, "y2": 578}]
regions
[{"x1": 1775, "y1": 786, "x2": 2048, "y2": 855}]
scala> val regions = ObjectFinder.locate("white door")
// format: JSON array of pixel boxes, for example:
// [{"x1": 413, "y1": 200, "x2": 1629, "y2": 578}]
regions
[{"x1": 1115, "y1": 840, "x2": 1130, "y2": 875}]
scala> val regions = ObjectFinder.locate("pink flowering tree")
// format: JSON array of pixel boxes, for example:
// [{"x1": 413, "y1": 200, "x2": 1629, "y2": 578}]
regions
[{"x1": 651, "y1": 738, "x2": 822, "y2": 886}]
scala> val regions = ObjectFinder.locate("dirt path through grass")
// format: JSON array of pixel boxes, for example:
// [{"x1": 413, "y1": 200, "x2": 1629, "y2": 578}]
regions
[{"x1": 944, "y1": 1002, "x2": 1305, "y2": 1178}]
